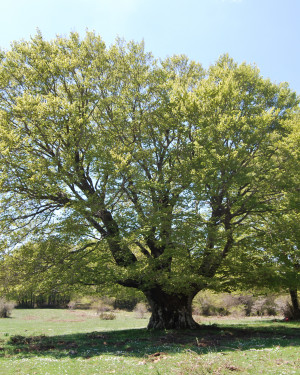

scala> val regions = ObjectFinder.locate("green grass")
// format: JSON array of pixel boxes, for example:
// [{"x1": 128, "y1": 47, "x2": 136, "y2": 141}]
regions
[{"x1": 0, "y1": 309, "x2": 299, "y2": 374}]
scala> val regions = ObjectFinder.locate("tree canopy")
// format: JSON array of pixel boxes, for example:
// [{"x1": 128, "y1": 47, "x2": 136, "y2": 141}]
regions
[{"x1": 0, "y1": 32, "x2": 299, "y2": 328}]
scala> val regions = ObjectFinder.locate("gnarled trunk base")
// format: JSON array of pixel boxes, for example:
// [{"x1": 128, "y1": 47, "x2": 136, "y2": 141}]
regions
[{"x1": 145, "y1": 288, "x2": 199, "y2": 330}]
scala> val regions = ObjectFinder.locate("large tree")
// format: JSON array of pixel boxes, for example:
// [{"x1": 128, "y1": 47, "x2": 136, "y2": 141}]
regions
[{"x1": 0, "y1": 32, "x2": 298, "y2": 329}]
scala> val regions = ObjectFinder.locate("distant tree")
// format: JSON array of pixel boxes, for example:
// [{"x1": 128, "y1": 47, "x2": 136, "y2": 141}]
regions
[
  {"x1": 0, "y1": 236, "x2": 79, "y2": 306},
  {"x1": 263, "y1": 195, "x2": 300, "y2": 319},
  {"x1": 0, "y1": 32, "x2": 298, "y2": 329},
  {"x1": 219, "y1": 209, "x2": 300, "y2": 320},
  {"x1": 216, "y1": 122, "x2": 300, "y2": 319}
]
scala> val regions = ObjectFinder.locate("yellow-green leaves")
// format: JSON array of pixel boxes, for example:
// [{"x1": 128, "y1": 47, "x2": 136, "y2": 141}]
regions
[{"x1": 0, "y1": 32, "x2": 299, "y2": 299}]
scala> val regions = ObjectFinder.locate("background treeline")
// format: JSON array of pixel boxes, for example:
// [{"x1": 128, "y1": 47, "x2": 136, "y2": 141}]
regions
[
  {"x1": 4, "y1": 289, "x2": 294, "y2": 320},
  {"x1": 5, "y1": 288, "x2": 145, "y2": 311}
]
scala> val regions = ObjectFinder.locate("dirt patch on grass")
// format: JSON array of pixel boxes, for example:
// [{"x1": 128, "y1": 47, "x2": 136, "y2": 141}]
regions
[
  {"x1": 46, "y1": 310, "x2": 96, "y2": 322},
  {"x1": 68, "y1": 310, "x2": 96, "y2": 317},
  {"x1": 45, "y1": 310, "x2": 97, "y2": 322},
  {"x1": 22, "y1": 315, "x2": 39, "y2": 320},
  {"x1": 46, "y1": 318, "x2": 87, "y2": 322}
]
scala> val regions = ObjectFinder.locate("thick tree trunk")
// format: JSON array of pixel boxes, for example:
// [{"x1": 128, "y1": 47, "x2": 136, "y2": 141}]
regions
[
  {"x1": 289, "y1": 289, "x2": 300, "y2": 320},
  {"x1": 145, "y1": 288, "x2": 200, "y2": 329}
]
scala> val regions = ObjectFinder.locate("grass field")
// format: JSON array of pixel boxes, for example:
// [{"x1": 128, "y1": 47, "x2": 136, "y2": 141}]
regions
[{"x1": 0, "y1": 309, "x2": 299, "y2": 374}]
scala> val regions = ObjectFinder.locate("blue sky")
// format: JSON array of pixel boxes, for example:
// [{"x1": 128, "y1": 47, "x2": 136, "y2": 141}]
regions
[{"x1": 0, "y1": 0, "x2": 299, "y2": 93}]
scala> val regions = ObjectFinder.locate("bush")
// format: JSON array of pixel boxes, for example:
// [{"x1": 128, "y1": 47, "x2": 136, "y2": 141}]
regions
[
  {"x1": 66, "y1": 296, "x2": 115, "y2": 312},
  {"x1": 113, "y1": 296, "x2": 141, "y2": 311},
  {"x1": 193, "y1": 291, "x2": 246, "y2": 317},
  {"x1": 133, "y1": 302, "x2": 149, "y2": 318},
  {"x1": 193, "y1": 290, "x2": 297, "y2": 320},
  {"x1": 99, "y1": 312, "x2": 116, "y2": 320},
  {"x1": 275, "y1": 296, "x2": 300, "y2": 320},
  {"x1": 281, "y1": 302, "x2": 294, "y2": 320},
  {"x1": 221, "y1": 294, "x2": 246, "y2": 317},
  {"x1": 251, "y1": 296, "x2": 278, "y2": 316},
  {"x1": 67, "y1": 301, "x2": 77, "y2": 310},
  {"x1": 0, "y1": 298, "x2": 15, "y2": 318},
  {"x1": 92, "y1": 296, "x2": 115, "y2": 314},
  {"x1": 193, "y1": 291, "x2": 221, "y2": 316},
  {"x1": 192, "y1": 291, "x2": 289, "y2": 318},
  {"x1": 237, "y1": 295, "x2": 254, "y2": 316}
]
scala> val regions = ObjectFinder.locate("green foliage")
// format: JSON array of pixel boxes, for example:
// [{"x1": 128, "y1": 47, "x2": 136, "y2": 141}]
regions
[
  {"x1": 0, "y1": 298, "x2": 15, "y2": 318},
  {"x1": 98, "y1": 311, "x2": 116, "y2": 320},
  {"x1": 133, "y1": 302, "x2": 149, "y2": 318},
  {"x1": 193, "y1": 291, "x2": 291, "y2": 318},
  {"x1": 91, "y1": 296, "x2": 115, "y2": 313},
  {"x1": 0, "y1": 235, "x2": 105, "y2": 304},
  {"x1": 0, "y1": 32, "x2": 299, "y2": 325},
  {"x1": 193, "y1": 291, "x2": 245, "y2": 317},
  {"x1": 216, "y1": 195, "x2": 300, "y2": 296}
]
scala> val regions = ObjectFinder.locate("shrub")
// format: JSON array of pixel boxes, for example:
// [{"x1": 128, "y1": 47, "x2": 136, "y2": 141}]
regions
[
  {"x1": 276, "y1": 296, "x2": 300, "y2": 320},
  {"x1": 281, "y1": 302, "x2": 294, "y2": 320},
  {"x1": 99, "y1": 312, "x2": 116, "y2": 320},
  {"x1": 193, "y1": 291, "x2": 220, "y2": 316},
  {"x1": 0, "y1": 298, "x2": 15, "y2": 318},
  {"x1": 193, "y1": 291, "x2": 246, "y2": 317},
  {"x1": 113, "y1": 296, "x2": 141, "y2": 311},
  {"x1": 92, "y1": 296, "x2": 115, "y2": 314},
  {"x1": 221, "y1": 294, "x2": 246, "y2": 317},
  {"x1": 193, "y1": 292, "x2": 295, "y2": 318},
  {"x1": 67, "y1": 301, "x2": 77, "y2": 310},
  {"x1": 238, "y1": 295, "x2": 254, "y2": 316},
  {"x1": 133, "y1": 302, "x2": 149, "y2": 318},
  {"x1": 67, "y1": 296, "x2": 115, "y2": 312},
  {"x1": 251, "y1": 296, "x2": 278, "y2": 316},
  {"x1": 95, "y1": 302, "x2": 113, "y2": 313}
]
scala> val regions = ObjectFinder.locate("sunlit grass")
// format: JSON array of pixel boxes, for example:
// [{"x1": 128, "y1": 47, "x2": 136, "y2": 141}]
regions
[{"x1": 0, "y1": 309, "x2": 299, "y2": 374}]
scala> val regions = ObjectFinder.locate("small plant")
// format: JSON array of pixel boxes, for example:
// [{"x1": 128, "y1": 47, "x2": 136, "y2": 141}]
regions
[
  {"x1": 133, "y1": 302, "x2": 149, "y2": 319},
  {"x1": 251, "y1": 296, "x2": 278, "y2": 317},
  {"x1": 193, "y1": 291, "x2": 246, "y2": 317},
  {"x1": 92, "y1": 296, "x2": 115, "y2": 314},
  {"x1": 0, "y1": 298, "x2": 15, "y2": 318},
  {"x1": 94, "y1": 302, "x2": 113, "y2": 314},
  {"x1": 67, "y1": 301, "x2": 77, "y2": 310},
  {"x1": 238, "y1": 295, "x2": 254, "y2": 316},
  {"x1": 281, "y1": 302, "x2": 294, "y2": 320},
  {"x1": 278, "y1": 298, "x2": 300, "y2": 321},
  {"x1": 99, "y1": 312, "x2": 116, "y2": 320}
]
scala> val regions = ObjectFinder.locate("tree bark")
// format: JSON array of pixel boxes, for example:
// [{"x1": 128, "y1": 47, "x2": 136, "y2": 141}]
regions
[
  {"x1": 144, "y1": 288, "x2": 200, "y2": 329},
  {"x1": 289, "y1": 289, "x2": 300, "y2": 320}
]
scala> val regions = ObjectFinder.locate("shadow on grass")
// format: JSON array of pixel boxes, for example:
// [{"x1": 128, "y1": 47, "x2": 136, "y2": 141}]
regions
[{"x1": 3, "y1": 322, "x2": 300, "y2": 360}]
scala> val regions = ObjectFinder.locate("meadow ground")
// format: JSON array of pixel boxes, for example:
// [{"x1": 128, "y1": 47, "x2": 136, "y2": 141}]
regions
[{"x1": 0, "y1": 309, "x2": 299, "y2": 374}]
